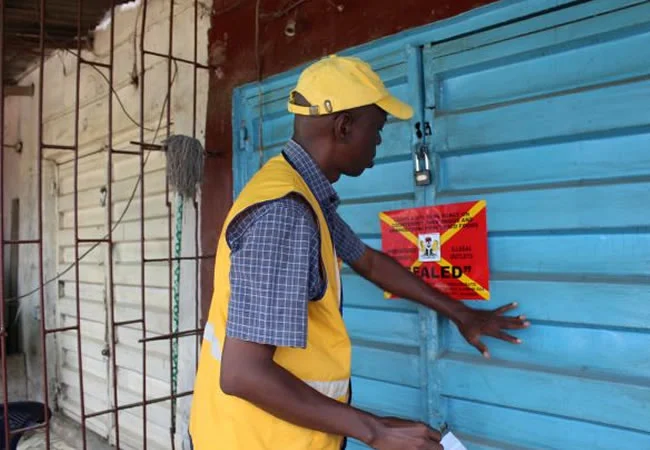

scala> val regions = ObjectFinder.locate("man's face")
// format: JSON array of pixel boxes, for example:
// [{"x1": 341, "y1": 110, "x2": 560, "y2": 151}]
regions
[{"x1": 335, "y1": 106, "x2": 387, "y2": 178}]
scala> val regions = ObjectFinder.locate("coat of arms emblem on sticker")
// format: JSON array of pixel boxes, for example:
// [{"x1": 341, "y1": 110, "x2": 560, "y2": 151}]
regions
[{"x1": 418, "y1": 233, "x2": 441, "y2": 262}]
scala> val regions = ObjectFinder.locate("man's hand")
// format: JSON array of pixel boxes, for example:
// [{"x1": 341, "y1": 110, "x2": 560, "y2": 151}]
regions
[
  {"x1": 221, "y1": 337, "x2": 446, "y2": 447},
  {"x1": 368, "y1": 417, "x2": 442, "y2": 450},
  {"x1": 352, "y1": 248, "x2": 530, "y2": 358},
  {"x1": 451, "y1": 302, "x2": 530, "y2": 359},
  {"x1": 221, "y1": 336, "x2": 423, "y2": 446}
]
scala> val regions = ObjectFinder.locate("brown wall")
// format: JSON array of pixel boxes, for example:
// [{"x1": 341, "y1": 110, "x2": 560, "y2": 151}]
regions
[{"x1": 200, "y1": 0, "x2": 497, "y2": 320}]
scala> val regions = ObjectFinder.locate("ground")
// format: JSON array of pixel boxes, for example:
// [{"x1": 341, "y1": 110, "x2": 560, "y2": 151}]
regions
[{"x1": 17, "y1": 415, "x2": 113, "y2": 450}]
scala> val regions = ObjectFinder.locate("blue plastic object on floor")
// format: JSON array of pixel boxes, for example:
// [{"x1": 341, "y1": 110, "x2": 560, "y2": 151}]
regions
[{"x1": 0, "y1": 402, "x2": 51, "y2": 450}]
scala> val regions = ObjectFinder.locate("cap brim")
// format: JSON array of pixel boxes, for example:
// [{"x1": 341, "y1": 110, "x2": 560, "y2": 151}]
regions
[{"x1": 376, "y1": 95, "x2": 414, "y2": 120}]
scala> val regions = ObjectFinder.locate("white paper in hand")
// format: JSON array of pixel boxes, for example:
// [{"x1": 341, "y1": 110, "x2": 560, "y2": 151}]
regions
[{"x1": 441, "y1": 431, "x2": 467, "y2": 450}]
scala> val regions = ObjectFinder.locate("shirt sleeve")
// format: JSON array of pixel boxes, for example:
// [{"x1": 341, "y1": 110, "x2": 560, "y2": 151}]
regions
[
  {"x1": 225, "y1": 195, "x2": 318, "y2": 348},
  {"x1": 329, "y1": 210, "x2": 367, "y2": 265}
]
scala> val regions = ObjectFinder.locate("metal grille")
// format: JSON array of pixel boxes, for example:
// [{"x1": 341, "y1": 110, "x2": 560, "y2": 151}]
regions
[{"x1": 0, "y1": 1, "x2": 210, "y2": 448}]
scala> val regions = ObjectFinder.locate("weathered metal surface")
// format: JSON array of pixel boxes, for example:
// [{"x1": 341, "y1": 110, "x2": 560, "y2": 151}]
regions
[{"x1": 230, "y1": 1, "x2": 650, "y2": 448}]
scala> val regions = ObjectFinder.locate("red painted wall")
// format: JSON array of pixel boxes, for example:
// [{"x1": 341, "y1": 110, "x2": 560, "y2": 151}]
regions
[{"x1": 200, "y1": 0, "x2": 497, "y2": 320}]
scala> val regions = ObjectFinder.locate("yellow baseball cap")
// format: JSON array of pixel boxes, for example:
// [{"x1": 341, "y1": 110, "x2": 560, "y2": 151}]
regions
[{"x1": 287, "y1": 55, "x2": 414, "y2": 120}]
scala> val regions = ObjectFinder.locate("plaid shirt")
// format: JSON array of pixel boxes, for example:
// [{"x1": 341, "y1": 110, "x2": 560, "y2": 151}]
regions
[{"x1": 225, "y1": 140, "x2": 366, "y2": 348}]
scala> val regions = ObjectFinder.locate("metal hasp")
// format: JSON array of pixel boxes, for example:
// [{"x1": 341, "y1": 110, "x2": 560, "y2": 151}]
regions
[{"x1": 413, "y1": 122, "x2": 432, "y2": 187}]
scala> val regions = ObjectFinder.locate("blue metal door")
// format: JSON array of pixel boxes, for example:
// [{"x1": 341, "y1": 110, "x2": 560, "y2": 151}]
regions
[
  {"x1": 424, "y1": 1, "x2": 650, "y2": 448},
  {"x1": 232, "y1": 1, "x2": 650, "y2": 448}
]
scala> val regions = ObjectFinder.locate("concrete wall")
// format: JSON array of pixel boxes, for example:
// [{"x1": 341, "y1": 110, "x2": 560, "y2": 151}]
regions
[
  {"x1": 4, "y1": 0, "x2": 211, "y2": 448},
  {"x1": 3, "y1": 91, "x2": 59, "y2": 406},
  {"x1": 2, "y1": 95, "x2": 47, "y2": 403}
]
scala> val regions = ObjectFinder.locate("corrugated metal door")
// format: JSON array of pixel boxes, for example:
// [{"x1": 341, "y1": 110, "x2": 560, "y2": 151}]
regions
[
  {"x1": 424, "y1": 1, "x2": 650, "y2": 448},
  {"x1": 56, "y1": 143, "x2": 174, "y2": 448},
  {"x1": 233, "y1": 1, "x2": 650, "y2": 449},
  {"x1": 57, "y1": 151, "x2": 112, "y2": 438}
]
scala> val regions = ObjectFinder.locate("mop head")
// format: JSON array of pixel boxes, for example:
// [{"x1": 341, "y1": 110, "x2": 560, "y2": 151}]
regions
[{"x1": 162, "y1": 134, "x2": 205, "y2": 198}]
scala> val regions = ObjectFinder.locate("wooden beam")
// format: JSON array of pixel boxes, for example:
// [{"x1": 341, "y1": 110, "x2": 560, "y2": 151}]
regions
[{"x1": 3, "y1": 84, "x2": 34, "y2": 97}]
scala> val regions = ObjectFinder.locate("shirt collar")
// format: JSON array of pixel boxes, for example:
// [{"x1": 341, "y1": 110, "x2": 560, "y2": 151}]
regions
[{"x1": 283, "y1": 140, "x2": 340, "y2": 210}]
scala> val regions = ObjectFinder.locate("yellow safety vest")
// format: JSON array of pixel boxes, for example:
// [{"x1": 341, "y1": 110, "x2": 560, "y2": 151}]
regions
[{"x1": 190, "y1": 153, "x2": 352, "y2": 449}]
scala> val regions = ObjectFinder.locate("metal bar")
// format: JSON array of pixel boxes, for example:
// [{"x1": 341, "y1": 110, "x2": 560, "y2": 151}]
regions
[
  {"x1": 55, "y1": 147, "x2": 104, "y2": 166},
  {"x1": 77, "y1": 238, "x2": 110, "y2": 244},
  {"x1": 195, "y1": 199, "x2": 201, "y2": 368},
  {"x1": 42, "y1": 143, "x2": 76, "y2": 151},
  {"x1": 112, "y1": 150, "x2": 140, "y2": 156},
  {"x1": 138, "y1": 327, "x2": 203, "y2": 343},
  {"x1": 0, "y1": 1, "x2": 10, "y2": 448},
  {"x1": 45, "y1": 325, "x2": 78, "y2": 334},
  {"x1": 8, "y1": 422, "x2": 47, "y2": 436},
  {"x1": 139, "y1": 1, "x2": 150, "y2": 447},
  {"x1": 114, "y1": 319, "x2": 143, "y2": 327},
  {"x1": 106, "y1": 1, "x2": 121, "y2": 446},
  {"x1": 2, "y1": 141, "x2": 22, "y2": 152},
  {"x1": 166, "y1": 2, "x2": 176, "y2": 447},
  {"x1": 79, "y1": 58, "x2": 111, "y2": 69},
  {"x1": 193, "y1": 0, "x2": 201, "y2": 370},
  {"x1": 38, "y1": 0, "x2": 52, "y2": 447},
  {"x1": 130, "y1": 140, "x2": 163, "y2": 150},
  {"x1": 3, "y1": 239, "x2": 40, "y2": 244},
  {"x1": 3, "y1": 84, "x2": 35, "y2": 97},
  {"x1": 144, "y1": 255, "x2": 214, "y2": 263},
  {"x1": 123, "y1": 142, "x2": 216, "y2": 157},
  {"x1": 142, "y1": 49, "x2": 211, "y2": 70},
  {"x1": 11, "y1": 31, "x2": 76, "y2": 44},
  {"x1": 84, "y1": 390, "x2": 194, "y2": 420},
  {"x1": 73, "y1": 0, "x2": 88, "y2": 448}
]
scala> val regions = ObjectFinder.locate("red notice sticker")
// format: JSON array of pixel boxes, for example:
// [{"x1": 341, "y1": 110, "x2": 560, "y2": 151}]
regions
[{"x1": 379, "y1": 201, "x2": 490, "y2": 301}]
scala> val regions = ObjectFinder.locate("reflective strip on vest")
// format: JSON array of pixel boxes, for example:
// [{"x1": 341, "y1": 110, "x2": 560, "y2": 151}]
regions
[
  {"x1": 204, "y1": 323, "x2": 350, "y2": 400},
  {"x1": 203, "y1": 322, "x2": 222, "y2": 361},
  {"x1": 305, "y1": 379, "x2": 349, "y2": 400},
  {"x1": 334, "y1": 250, "x2": 341, "y2": 308}
]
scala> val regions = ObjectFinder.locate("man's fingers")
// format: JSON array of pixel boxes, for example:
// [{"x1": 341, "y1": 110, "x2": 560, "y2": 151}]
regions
[
  {"x1": 473, "y1": 340, "x2": 490, "y2": 359},
  {"x1": 428, "y1": 428, "x2": 441, "y2": 441},
  {"x1": 493, "y1": 302, "x2": 519, "y2": 315},
  {"x1": 498, "y1": 316, "x2": 531, "y2": 329},
  {"x1": 496, "y1": 331, "x2": 522, "y2": 344}
]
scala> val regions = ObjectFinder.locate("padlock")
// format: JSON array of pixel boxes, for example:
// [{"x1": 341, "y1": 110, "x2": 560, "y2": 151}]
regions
[{"x1": 414, "y1": 145, "x2": 432, "y2": 186}]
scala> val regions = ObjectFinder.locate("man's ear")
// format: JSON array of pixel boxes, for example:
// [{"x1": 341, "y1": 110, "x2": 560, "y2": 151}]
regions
[{"x1": 333, "y1": 112, "x2": 353, "y2": 142}]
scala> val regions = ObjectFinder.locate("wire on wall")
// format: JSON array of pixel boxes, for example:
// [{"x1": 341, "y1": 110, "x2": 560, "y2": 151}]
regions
[{"x1": 8, "y1": 59, "x2": 178, "y2": 324}]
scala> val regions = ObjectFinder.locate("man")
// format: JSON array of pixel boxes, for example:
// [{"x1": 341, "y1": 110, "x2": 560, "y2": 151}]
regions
[{"x1": 190, "y1": 55, "x2": 530, "y2": 450}]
